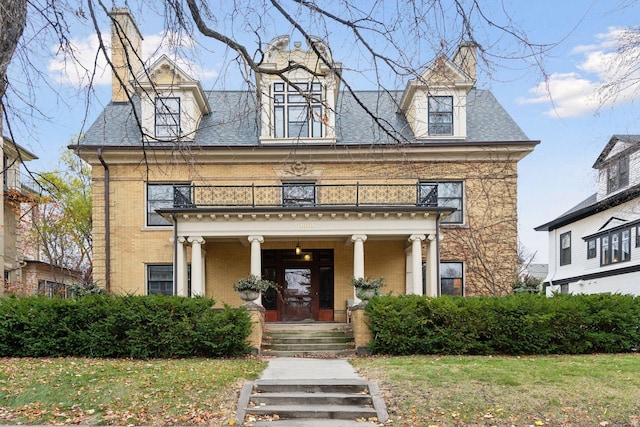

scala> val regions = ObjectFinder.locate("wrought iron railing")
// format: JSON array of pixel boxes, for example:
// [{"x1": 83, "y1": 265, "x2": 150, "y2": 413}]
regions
[{"x1": 173, "y1": 183, "x2": 439, "y2": 209}]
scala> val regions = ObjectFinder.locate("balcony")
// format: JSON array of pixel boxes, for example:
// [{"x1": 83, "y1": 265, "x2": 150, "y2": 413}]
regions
[{"x1": 173, "y1": 183, "x2": 439, "y2": 209}]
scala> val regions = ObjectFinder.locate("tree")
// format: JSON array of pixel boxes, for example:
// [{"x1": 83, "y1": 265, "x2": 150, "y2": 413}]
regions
[{"x1": 21, "y1": 149, "x2": 92, "y2": 285}]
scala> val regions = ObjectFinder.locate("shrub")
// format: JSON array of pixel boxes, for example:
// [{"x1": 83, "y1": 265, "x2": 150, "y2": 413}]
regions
[
  {"x1": 366, "y1": 293, "x2": 640, "y2": 355},
  {"x1": 0, "y1": 294, "x2": 251, "y2": 358}
]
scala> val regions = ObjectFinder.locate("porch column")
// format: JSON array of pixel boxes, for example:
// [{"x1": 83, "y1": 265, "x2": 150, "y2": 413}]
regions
[
  {"x1": 248, "y1": 235, "x2": 264, "y2": 305},
  {"x1": 426, "y1": 234, "x2": 438, "y2": 296},
  {"x1": 409, "y1": 234, "x2": 426, "y2": 295},
  {"x1": 176, "y1": 236, "x2": 188, "y2": 297},
  {"x1": 351, "y1": 234, "x2": 367, "y2": 302},
  {"x1": 188, "y1": 236, "x2": 205, "y2": 296}
]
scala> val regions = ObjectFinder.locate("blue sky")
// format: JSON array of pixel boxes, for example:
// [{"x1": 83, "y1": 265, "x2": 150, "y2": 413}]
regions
[{"x1": 7, "y1": 1, "x2": 640, "y2": 264}]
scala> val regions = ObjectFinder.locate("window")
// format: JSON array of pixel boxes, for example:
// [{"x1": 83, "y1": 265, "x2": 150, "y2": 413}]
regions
[
  {"x1": 419, "y1": 181, "x2": 463, "y2": 224},
  {"x1": 282, "y1": 182, "x2": 316, "y2": 206},
  {"x1": 147, "y1": 264, "x2": 174, "y2": 295},
  {"x1": 587, "y1": 239, "x2": 597, "y2": 259},
  {"x1": 155, "y1": 97, "x2": 180, "y2": 138},
  {"x1": 147, "y1": 183, "x2": 191, "y2": 226},
  {"x1": 607, "y1": 155, "x2": 629, "y2": 193},
  {"x1": 560, "y1": 231, "x2": 571, "y2": 266},
  {"x1": 38, "y1": 280, "x2": 67, "y2": 298},
  {"x1": 440, "y1": 262, "x2": 463, "y2": 296},
  {"x1": 273, "y1": 82, "x2": 323, "y2": 138},
  {"x1": 600, "y1": 228, "x2": 631, "y2": 266},
  {"x1": 428, "y1": 96, "x2": 453, "y2": 135},
  {"x1": 636, "y1": 227, "x2": 640, "y2": 248}
]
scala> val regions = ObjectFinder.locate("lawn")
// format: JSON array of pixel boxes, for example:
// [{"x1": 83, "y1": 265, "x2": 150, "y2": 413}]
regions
[
  {"x1": 0, "y1": 357, "x2": 265, "y2": 425},
  {"x1": 352, "y1": 354, "x2": 640, "y2": 427},
  {"x1": 1, "y1": 355, "x2": 639, "y2": 426}
]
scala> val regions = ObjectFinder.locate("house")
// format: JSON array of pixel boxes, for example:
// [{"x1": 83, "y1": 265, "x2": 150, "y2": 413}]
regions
[
  {"x1": 74, "y1": 9, "x2": 537, "y2": 322},
  {"x1": 535, "y1": 134, "x2": 640, "y2": 296},
  {"x1": 1, "y1": 136, "x2": 83, "y2": 297}
]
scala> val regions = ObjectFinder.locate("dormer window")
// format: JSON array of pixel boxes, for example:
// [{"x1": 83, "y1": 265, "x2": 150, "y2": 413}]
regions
[
  {"x1": 428, "y1": 96, "x2": 453, "y2": 136},
  {"x1": 607, "y1": 155, "x2": 629, "y2": 194},
  {"x1": 274, "y1": 82, "x2": 323, "y2": 138},
  {"x1": 155, "y1": 97, "x2": 181, "y2": 138}
]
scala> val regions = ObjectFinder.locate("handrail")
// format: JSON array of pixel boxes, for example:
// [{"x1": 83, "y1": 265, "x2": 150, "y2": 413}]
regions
[{"x1": 173, "y1": 182, "x2": 438, "y2": 209}]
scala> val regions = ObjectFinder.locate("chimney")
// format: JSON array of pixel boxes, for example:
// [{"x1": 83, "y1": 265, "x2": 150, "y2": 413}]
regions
[
  {"x1": 453, "y1": 41, "x2": 477, "y2": 81},
  {"x1": 109, "y1": 8, "x2": 143, "y2": 103}
]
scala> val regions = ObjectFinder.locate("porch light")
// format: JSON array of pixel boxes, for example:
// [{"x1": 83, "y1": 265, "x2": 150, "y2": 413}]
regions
[{"x1": 295, "y1": 241, "x2": 301, "y2": 255}]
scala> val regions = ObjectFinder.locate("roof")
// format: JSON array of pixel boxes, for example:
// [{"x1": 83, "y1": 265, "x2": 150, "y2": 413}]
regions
[
  {"x1": 593, "y1": 134, "x2": 640, "y2": 168},
  {"x1": 79, "y1": 88, "x2": 532, "y2": 148},
  {"x1": 534, "y1": 184, "x2": 640, "y2": 232}
]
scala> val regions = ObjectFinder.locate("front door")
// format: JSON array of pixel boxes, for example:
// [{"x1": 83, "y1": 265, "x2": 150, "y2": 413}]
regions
[{"x1": 262, "y1": 249, "x2": 334, "y2": 322}]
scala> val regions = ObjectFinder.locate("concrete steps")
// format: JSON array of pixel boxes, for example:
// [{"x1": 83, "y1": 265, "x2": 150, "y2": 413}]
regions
[
  {"x1": 262, "y1": 323, "x2": 355, "y2": 357},
  {"x1": 241, "y1": 379, "x2": 384, "y2": 426}
]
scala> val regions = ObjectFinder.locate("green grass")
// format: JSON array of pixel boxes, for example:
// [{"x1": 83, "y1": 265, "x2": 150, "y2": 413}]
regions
[
  {"x1": 0, "y1": 357, "x2": 265, "y2": 425},
  {"x1": 352, "y1": 354, "x2": 640, "y2": 426}
]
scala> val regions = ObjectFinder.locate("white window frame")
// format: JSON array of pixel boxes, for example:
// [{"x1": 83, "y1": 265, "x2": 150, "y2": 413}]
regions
[
  {"x1": 273, "y1": 82, "x2": 323, "y2": 139},
  {"x1": 155, "y1": 97, "x2": 181, "y2": 138},
  {"x1": 428, "y1": 96, "x2": 454, "y2": 136}
]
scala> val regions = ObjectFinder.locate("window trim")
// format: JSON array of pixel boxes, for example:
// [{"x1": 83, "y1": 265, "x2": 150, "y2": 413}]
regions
[
  {"x1": 600, "y1": 227, "x2": 631, "y2": 266},
  {"x1": 607, "y1": 154, "x2": 629, "y2": 194},
  {"x1": 428, "y1": 95, "x2": 454, "y2": 136},
  {"x1": 146, "y1": 182, "x2": 191, "y2": 227},
  {"x1": 154, "y1": 97, "x2": 181, "y2": 139},
  {"x1": 419, "y1": 181, "x2": 464, "y2": 224},
  {"x1": 587, "y1": 238, "x2": 597, "y2": 259},
  {"x1": 147, "y1": 264, "x2": 174, "y2": 296},
  {"x1": 440, "y1": 261, "x2": 464, "y2": 296},
  {"x1": 273, "y1": 82, "x2": 323, "y2": 139},
  {"x1": 560, "y1": 231, "x2": 572, "y2": 266}
]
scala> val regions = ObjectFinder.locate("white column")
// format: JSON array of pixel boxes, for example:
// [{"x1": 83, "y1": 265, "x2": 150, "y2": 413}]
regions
[
  {"x1": 351, "y1": 234, "x2": 367, "y2": 302},
  {"x1": 409, "y1": 234, "x2": 426, "y2": 295},
  {"x1": 188, "y1": 236, "x2": 205, "y2": 296},
  {"x1": 426, "y1": 234, "x2": 438, "y2": 297},
  {"x1": 248, "y1": 235, "x2": 264, "y2": 305},
  {"x1": 176, "y1": 236, "x2": 188, "y2": 297}
]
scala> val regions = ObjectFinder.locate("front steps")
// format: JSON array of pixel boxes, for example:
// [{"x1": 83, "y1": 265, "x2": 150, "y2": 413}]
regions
[
  {"x1": 261, "y1": 323, "x2": 355, "y2": 357},
  {"x1": 239, "y1": 379, "x2": 385, "y2": 426}
]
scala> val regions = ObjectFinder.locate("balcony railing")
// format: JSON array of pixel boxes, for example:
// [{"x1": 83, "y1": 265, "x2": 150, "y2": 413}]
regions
[{"x1": 173, "y1": 183, "x2": 439, "y2": 209}]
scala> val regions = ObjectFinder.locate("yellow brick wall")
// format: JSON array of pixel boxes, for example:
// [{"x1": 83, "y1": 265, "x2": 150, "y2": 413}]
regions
[{"x1": 88, "y1": 157, "x2": 519, "y2": 300}]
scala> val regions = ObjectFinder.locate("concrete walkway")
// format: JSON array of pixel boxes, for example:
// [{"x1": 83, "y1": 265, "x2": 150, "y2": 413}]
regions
[{"x1": 237, "y1": 357, "x2": 388, "y2": 426}]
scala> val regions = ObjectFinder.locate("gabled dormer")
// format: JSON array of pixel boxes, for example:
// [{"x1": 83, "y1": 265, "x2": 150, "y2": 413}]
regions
[
  {"x1": 135, "y1": 55, "x2": 210, "y2": 142},
  {"x1": 593, "y1": 135, "x2": 640, "y2": 202},
  {"x1": 257, "y1": 35, "x2": 342, "y2": 144},
  {"x1": 399, "y1": 42, "x2": 476, "y2": 140}
]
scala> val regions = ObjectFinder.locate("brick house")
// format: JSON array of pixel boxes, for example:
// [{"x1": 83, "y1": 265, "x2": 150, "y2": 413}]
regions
[{"x1": 74, "y1": 9, "x2": 537, "y2": 322}]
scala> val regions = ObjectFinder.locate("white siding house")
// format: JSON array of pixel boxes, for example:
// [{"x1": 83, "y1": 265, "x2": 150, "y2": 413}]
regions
[{"x1": 535, "y1": 135, "x2": 640, "y2": 296}]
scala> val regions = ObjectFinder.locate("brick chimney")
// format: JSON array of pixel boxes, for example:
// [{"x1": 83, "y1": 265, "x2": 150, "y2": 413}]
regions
[
  {"x1": 109, "y1": 8, "x2": 143, "y2": 103},
  {"x1": 453, "y1": 41, "x2": 477, "y2": 81}
]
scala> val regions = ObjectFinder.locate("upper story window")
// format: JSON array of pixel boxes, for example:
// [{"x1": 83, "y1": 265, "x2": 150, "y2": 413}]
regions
[
  {"x1": 607, "y1": 155, "x2": 629, "y2": 194},
  {"x1": 428, "y1": 96, "x2": 453, "y2": 136},
  {"x1": 587, "y1": 239, "x2": 597, "y2": 259},
  {"x1": 419, "y1": 181, "x2": 463, "y2": 224},
  {"x1": 147, "y1": 183, "x2": 191, "y2": 226},
  {"x1": 560, "y1": 231, "x2": 571, "y2": 266},
  {"x1": 601, "y1": 228, "x2": 631, "y2": 266},
  {"x1": 274, "y1": 82, "x2": 323, "y2": 138},
  {"x1": 282, "y1": 182, "x2": 316, "y2": 206},
  {"x1": 155, "y1": 97, "x2": 181, "y2": 138}
]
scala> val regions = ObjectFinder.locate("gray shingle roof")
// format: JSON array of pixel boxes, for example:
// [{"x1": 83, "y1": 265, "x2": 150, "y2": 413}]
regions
[{"x1": 80, "y1": 88, "x2": 531, "y2": 147}]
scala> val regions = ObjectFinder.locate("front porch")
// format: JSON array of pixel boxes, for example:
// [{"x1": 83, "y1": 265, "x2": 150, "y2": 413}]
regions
[{"x1": 159, "y1": 183, "x2": 451, "y2": 322}]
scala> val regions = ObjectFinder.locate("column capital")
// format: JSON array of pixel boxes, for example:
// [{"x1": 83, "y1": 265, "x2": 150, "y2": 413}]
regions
[
  {"x1": 248, "y1": 235, "x2": 264, "y2": 244},
  {"x1": 427, "y1": 234, "x2": 436, "y2": 241},
  {"x1": 177, "y1": 236, "x2": 187, "y2": 244},
  {"x1": 188, "y1": 236, "x2": 205, "y2": 245},
  {"x1": 351, "y1": 234, "x2": 368, "y2": 243},
  {"x1": 409, "y1": 234, "x2": 426, "y2": 242}
]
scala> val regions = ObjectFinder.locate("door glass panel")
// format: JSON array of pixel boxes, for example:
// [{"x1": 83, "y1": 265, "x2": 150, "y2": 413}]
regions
[
  {"x1": 319, "y1": 266, "x2": 333, "y2": 309},
  {"x1": 261, "y1": 267, "x2": 278, "y2": 310},
  {"x1": 283, "y1": 268, "x2": 313, "y2": 321}
]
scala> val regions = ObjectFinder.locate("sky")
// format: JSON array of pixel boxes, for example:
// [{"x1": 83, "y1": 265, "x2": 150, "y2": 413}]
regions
[{"x1": 6, "y1": 0, "x2": 640, "y2": 264}]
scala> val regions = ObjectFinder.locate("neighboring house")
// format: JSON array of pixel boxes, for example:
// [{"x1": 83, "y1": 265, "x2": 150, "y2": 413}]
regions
[
  {"x1": 74, "y1": 9, "x2": 537, "y2": 322},
  {"x1": 536, "y1": 134, "x2": 640, "y2": 296},
  {"x1": 522, "y1": 263, "x2": 548, "y2": 282},
  {"x1": 1, "y1": 136, "x2": 81, "y2": 297}
]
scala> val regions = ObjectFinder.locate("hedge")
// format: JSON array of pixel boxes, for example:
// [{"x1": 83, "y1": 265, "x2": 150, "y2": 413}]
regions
[
  {"x1": 365, "y1": 293, "x2": 640, "y2": 355},
  {"x1": 0, "y1": 294, "x2": 252, "y2": 358}
]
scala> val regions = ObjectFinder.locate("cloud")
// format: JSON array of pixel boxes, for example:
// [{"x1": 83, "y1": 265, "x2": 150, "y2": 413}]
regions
[
  {"x1": 519, "y1": 27, "x2": 640, "y2": 118},
  {"x1": 48, "y1": 31, "x2": 218, "y2": 88}
]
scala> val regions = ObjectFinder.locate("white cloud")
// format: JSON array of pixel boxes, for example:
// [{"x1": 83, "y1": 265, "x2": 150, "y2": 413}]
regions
[
  {"x1": 48, "y1": 31, "x2": 218, "y2": 89},
  {"x1": 520, "y1": 27, "x2": 640, "y2": 118}
]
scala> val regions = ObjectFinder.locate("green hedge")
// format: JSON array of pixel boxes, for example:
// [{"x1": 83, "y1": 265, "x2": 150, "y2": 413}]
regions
[
  {"x1": 0, "y1": 294, "x2": 251, "y2": 358},
  {"x1": 366, "y1": 293, "x2": 640, "y2": 355}
]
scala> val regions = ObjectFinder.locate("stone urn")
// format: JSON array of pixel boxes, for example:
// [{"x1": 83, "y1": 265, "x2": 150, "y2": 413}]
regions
[{"x1": 238, "y1": 289, "x2": 260, "y2": 302}]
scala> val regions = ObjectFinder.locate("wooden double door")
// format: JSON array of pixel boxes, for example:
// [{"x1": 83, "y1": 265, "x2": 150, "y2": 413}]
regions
[{"x1": 262, "y1": 249, "x2": 334, "y2": 322}]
